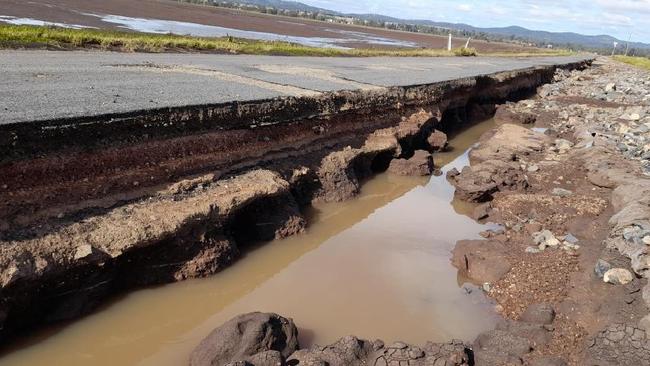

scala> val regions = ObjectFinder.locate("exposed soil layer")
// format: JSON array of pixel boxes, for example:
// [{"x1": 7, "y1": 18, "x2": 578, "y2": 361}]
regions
[
  {"x1": 1, "y1": 0, "x2": 535, "y2": 52},
  {"x1": 445, "y1": 58, "x2": 650, "y2": 365},
  {"x1": 0, "y1": 59, "x2": 590, "y2": 343}
]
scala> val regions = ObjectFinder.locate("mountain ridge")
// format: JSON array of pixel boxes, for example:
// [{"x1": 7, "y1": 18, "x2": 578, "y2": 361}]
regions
[{"x1": 226, "y1": 0, "x2": 650, "y2": 52}]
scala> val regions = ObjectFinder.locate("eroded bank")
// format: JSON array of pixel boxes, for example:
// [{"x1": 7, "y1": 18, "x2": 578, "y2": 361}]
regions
[{"x1": 0, "y1": 58, "x2": 591, "y2": 343}]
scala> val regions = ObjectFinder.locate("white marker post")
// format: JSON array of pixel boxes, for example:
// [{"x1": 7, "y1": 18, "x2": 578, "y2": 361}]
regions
[
  {"x1": 465, "y1": 37, "x2": 471, "y2": 49},
  {"x1": 448, "y1": 33, "x2": 452, "y2": 51},
  {"x1": 611, "y1": 41, "x2": 618, "y2": 56}
]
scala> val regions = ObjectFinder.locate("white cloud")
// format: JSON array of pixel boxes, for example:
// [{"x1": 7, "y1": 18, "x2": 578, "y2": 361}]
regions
[
  {"x1": 300, "y1": 0, "x2": 650, "y2": 42},
  {"x1": 596, "y1": 0, "x2": 650, "y2": 14}
]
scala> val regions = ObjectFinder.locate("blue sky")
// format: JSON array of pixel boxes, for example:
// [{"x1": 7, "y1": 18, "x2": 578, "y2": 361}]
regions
[{"x1": 300, "y1": 0, "x2": 650, "y2": 43}]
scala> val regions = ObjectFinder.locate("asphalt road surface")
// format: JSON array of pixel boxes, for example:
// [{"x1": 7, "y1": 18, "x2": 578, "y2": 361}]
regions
[{"x1": 0, "y1": 51, "x2": 590, "y2": 124}]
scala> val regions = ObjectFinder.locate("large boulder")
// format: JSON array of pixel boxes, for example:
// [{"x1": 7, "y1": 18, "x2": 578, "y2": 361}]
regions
[
  {"x1": 190, "y1": 312, "x2": 299, "y2": 366},
  {"x1": 447, "y1": 160, "x2": 529, "y2": 202},
  {"x1": 387, "y1": 150, "x2": 434, "y2": 176},
  {"x1": 452, "y1": 240, "x2": 512, "y2": 283}
]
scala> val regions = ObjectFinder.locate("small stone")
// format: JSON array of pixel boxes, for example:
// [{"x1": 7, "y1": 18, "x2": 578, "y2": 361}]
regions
[
  {"x1": 527, "y1": 165, "x2": 539, "y2": 172},
  {"x1": 533, "y1": 230, "x2": 560, "y2": 248},
  {"x1": 562, "y1": 242, "x2": 580, "y2": 250},
  {"x1": 482, "y1": 283, "x2": 491, "y2": 292},
  {"x1": 595, "y1": 259, "x2": 612, "y2": 279},
  {"x1": 623, "y1": 226, "x2": 642, "y2": 241},
  {"x1": 604, "y1": 268, "x2": 634, "y2": 285},
  {"x1": 552, "y1": 188, "x2": 573, "y2": 197},
  {"x1": 554, "y1": 139, "x2": 574, "y2": 152},
  {"x1": 563, "y1": 233, "x2": 579, "y2": 244},
  {"x1": 605, "y1": 83, "x2": 617, "y2": 92},
  {"x1": 74, "y1": 245, "x2": 94, "y2": 260},
  {"x1": 643, "y1": 236, "x2": 650, "y2": 245},
  {"x1": 389, "y1": 342, "x2": 408, "y2": 349},
  {"x1": 526, "y1": 246, "x2": 542, "y2": 254},
  {"x1": 487, "y1": 225, "x2": 505, "y2": 235}
]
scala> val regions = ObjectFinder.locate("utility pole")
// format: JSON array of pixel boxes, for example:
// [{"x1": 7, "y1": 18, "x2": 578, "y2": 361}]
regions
[
  {"x1": 448, "y1": 33, "x2": 452, "y2": 51},
  {"x1": 611, "y1": 41, "x2": 618, "y2": 56}
]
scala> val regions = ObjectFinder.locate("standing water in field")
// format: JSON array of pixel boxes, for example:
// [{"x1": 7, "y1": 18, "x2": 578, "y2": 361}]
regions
[{"x1": 0, "y1": 119, "x2": 499, "y2": 366}]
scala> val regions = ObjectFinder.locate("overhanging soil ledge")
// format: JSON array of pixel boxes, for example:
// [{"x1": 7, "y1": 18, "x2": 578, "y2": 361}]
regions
[{"x1": 0, "y1": 58, "x2": 590, "y2": 343}]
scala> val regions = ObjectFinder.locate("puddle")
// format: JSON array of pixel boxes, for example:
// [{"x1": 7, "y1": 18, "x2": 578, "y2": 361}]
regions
[
  {"x1": 83, "y1": 14, "x2": 416, "y2": 49},
  {"x1": 0, "y1": 12, "x2": 418, "y2": 49},
  {"x1": 0, "y1": 15, "x2": 93, "y2": 29},
  {"x1": 0, "y1": 119, "x2": 499, "y2": 366}
]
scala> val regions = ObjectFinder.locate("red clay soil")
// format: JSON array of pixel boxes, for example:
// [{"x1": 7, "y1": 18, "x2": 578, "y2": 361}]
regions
[{"x1": 1, "y1": 0, "x2": 533, "y2": 52}]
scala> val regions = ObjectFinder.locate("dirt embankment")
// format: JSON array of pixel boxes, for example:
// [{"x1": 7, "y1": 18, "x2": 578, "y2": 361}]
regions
[
  {"x1": 444, "y1": 58, "x2": 650, "y2": 365},
  {"x1": 0, "y1": 60, "x2": 589, "y2": 343}
]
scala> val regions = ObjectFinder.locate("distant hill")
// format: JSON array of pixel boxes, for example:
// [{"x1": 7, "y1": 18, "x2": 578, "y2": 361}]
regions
[
  {"x1": 411, "y1": 23, "x2": 650, "y2": 51},
  {"x1": 221, "y1": 0, "x2": 650, "y2": 52},
  {"x1": 224, "y1": 0, "x2": 335, "y2": 14}
]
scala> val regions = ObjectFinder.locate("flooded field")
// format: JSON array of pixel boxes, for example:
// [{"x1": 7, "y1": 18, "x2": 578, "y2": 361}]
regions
[
  {"x1": 0, "y1": 119, "x2": 499, "y2": 366},
  {"x1": 0, "y1": 0, "x2": 532, "y2": 52}
]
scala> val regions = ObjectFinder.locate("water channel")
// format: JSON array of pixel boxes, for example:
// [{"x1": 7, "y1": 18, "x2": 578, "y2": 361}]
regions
[{"x1": 0, "y1": 118, "x2": 500, "y2": 366}]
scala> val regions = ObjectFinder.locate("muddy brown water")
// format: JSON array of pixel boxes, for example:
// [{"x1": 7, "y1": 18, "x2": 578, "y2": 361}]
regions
[{"x1": 0, "y1": 119, "x2": 499, "y2": 366}]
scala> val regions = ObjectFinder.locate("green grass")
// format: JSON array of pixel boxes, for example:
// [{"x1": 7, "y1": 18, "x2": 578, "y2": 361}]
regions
[
  {"x1": 613, "y1": 55, "x2": 650, "y2": 71},
  {"x1": 0, "y1": 23, "x2": 572, "y2": 57}
]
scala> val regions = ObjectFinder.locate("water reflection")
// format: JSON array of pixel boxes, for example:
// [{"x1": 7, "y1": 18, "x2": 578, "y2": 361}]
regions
[{"x1": 0, "y1": 119, "x2": 498, "y2": 366}]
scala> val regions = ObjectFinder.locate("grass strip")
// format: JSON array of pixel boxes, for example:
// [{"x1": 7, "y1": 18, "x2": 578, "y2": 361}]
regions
[
  {"x1": 0, "y1": 24, "x2": 573, "y2": 57},
  {"x1": 613, "y1": 55, "x2": 650, "y2": 71}
]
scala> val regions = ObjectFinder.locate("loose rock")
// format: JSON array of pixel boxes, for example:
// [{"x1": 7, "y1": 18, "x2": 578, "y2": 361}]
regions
[
  {"x1": 426, "y1": 129, "x2": 448, "y2": 152},
  {"x1": 190, "y1": 312, "x2": 299, "y2": 366},
  {"x1": 603, "y1": 268, "x2": 634, "y2": 285},
  {"x1": 551, "y1": 188, "x2": 573, "y2": 197},
  {"x1": 387, "y1": 150, "x2": 434, "y2": 176},
  {"x1": 594, "y1": 259, "x2": 612, "y2": 279}
]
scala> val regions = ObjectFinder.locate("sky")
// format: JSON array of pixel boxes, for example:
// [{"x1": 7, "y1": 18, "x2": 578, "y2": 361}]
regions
[{"x1": 299, "y1": 0, "x2": 650, "y2": 43}]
